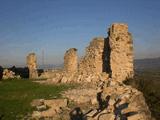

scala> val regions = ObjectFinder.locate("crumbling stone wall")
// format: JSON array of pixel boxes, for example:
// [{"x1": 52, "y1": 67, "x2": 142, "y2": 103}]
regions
[
  {"x1": 108, "y1": 23, "x2": 134, "y2": 81},
  {"x1": 40, "y1": 23, "x2": 134, "y2": 83},
  {"x1": 33, "y1": 23, "x2": 152, "y2": 120},
  {"x1": 27, "y1": 53, "x2": 38, "y2": 79},
  {"x1": 79, "y1": 37, "x2": 105, "y2": 75},
  {"x1": 64, "y1": 48, "x2": 78, "y2": 73}
]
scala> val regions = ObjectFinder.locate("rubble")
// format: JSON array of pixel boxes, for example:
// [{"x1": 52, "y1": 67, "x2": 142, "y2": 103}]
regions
[
  {"x1": 59, "y1": 80, "x2": 153, "y2": 120},
  {"x1": 2, "y1": 69, "x2": 20, "y2": 79},
  {"x1": 63, "y1": 88, "x2": 98, "y2": 104},
  {"x1": 31, "y1": 99, "x2": 68, "y2": 119}
]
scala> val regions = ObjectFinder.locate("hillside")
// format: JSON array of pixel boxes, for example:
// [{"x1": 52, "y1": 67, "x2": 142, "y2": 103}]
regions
[{"x1": 134, "y1": 57, "x2": 160, "y2": 70}]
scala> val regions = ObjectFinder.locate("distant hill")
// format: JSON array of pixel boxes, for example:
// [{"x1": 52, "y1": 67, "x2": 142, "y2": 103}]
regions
[
  {"x1": 37, "y1": 58, "x2": 160, "y2": 70},
  {"x1": 38, "y1": 64, "x2": 63, "y2": 70},
  {"x1": 134, "y1": 57, "x2": 160, "y2": 70}
]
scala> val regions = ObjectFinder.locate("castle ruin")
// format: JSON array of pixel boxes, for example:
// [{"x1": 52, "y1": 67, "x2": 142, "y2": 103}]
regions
[
  {"x1": 38, "y1": 23, "x2": 134, "y2": 83},
  {"x1": 29, "y1": 23, "x2": 154, "y2": 120}
]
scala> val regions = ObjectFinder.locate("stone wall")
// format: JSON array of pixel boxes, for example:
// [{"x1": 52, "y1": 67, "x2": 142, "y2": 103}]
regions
[
  {"x1": 108, "y1": 23, "x2": 134, "y2": 81},
  {"x1": 39, "y1": 23, "x2": 134, "y2": 83},
  {"x1": 79, "y1": 37, "x2": 105, "y2": 75},
  {"x1": 64, "y1": 48, "x2": 78, "y2": 73},
  {"x1": 27, "y1": 53, "x2": 38, "y2": 79},
  {"x1": 31, "y1": 23, "x2": 153, "y2": 120}
]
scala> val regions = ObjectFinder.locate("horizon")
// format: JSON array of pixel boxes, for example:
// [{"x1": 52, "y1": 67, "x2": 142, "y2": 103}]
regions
[
  {"x1": 2, "y1": 57, "x2": 160, "y2": 68},
  {"x1": 0, "y1": 0, "x2": 160, "y2": 67}
]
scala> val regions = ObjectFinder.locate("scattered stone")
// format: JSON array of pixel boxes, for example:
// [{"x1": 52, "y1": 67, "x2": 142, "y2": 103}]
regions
[
  {"x1": 2, "y1": 69, "x2": 20, "y2": 79},
  {"x1": 37, "y1": 105, "x2": 47, "y2": 111},
  {"x1": 63, "y1": 88, "x2": 98, "y2": 104},
  {"x1": 44, "y1": 99, "x2": 68, "y2": 112},
  {"x1": 31, "y1": 99, "x2": 68, "y2": 119},
  {"x1": 86, "y1": 109, "x2": 98, "y2": 117},
  {"x1": 40, "y1": 108, "x2": 57, "y2": 117},
  {"x1": 108, "y1": 98, "x2": 115, "y2": 106},
  {"x1": 97, "y1": 113, "x2": 115, "y2": 120},
  {"x1": 32, "y1": 111, "x2": 41, "y2": 118},
  {"x1": 91, "y1": 98, "x2": 97, "y2": 105},
  {"x1": 31, "y1": 99, "x2": 44, "y2": 107}
]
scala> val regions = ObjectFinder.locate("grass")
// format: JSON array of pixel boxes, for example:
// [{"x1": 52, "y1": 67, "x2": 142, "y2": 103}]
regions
[
  {"x1": 0, "y1": 79, "x2": 76, "y2": 120},
  {"x1": 124, "y1": 69, "x2": 160, "y2": 120}
]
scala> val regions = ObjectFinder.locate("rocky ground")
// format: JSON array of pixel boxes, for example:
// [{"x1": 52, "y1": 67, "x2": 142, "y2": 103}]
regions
[{"x1": 29, "y1": 80, "x2": 154, "y2": 120}]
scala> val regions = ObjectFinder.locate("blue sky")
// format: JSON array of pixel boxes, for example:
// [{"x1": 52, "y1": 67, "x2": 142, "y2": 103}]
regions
[{"x1": 0, "y1": 0, "x2": 160, "y2": 67}]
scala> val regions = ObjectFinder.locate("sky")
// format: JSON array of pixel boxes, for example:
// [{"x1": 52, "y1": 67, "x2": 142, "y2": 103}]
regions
[{"x1": 0, "y1": 0, "x2": 160, "y2": 67}]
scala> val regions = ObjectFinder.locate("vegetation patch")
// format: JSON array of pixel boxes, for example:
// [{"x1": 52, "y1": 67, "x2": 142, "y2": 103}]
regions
[
  {"x1": 0, "y1": 79, "x2": 76, "y2": 120},
  {"x1": 124, "y1": 69, "x2": 160, "y2": 120}
]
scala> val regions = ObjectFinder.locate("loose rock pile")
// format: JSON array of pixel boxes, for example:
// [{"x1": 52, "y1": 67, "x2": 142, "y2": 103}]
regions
[
  {"x1": 2, "y1": 69, "x2": 20, "y2": 79},
  {"x1": 63, "y1": 88, "x2": 98, "y2": 104},
  {"x1": 31, "y1": 99, "x2": 68, "y2": 119},
  {"x1": 62, "y1": 80, "x2": 153, "y2": 120},
  {"x1": 29, "y1": 80, "x2": 153, "y2": 120},
  {"x1": 41, "y1": 72, "x2": 109, "y2": 84}
]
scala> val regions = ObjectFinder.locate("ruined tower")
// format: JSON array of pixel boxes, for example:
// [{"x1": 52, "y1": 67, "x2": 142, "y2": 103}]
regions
[
  {"x1": 27, "y1": 53, "x2": 38, "y2": 79},
  {"x1": 64, "y1": 48, "x2": 78, "y2": 73},
  {"x1": 108, "y1": 23, "x2": 134, "y2": 81}
]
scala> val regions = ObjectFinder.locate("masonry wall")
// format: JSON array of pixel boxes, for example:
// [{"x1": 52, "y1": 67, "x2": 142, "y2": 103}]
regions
[
  {"x1": 79, "y1": 37, "x2": 105, "y2": 75},
  {"x1": 27, "y1": 53, "x2": 38, "y2": 79},
  {"x1": 64, "y1": 48, "x2": 78, "y2": 73},
  {"x1": 108, "y1": 23, "x2": 134, "y2": 81},
  {"x1": 38, "y1": 23, "x2": 134, "y2": 83}
]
